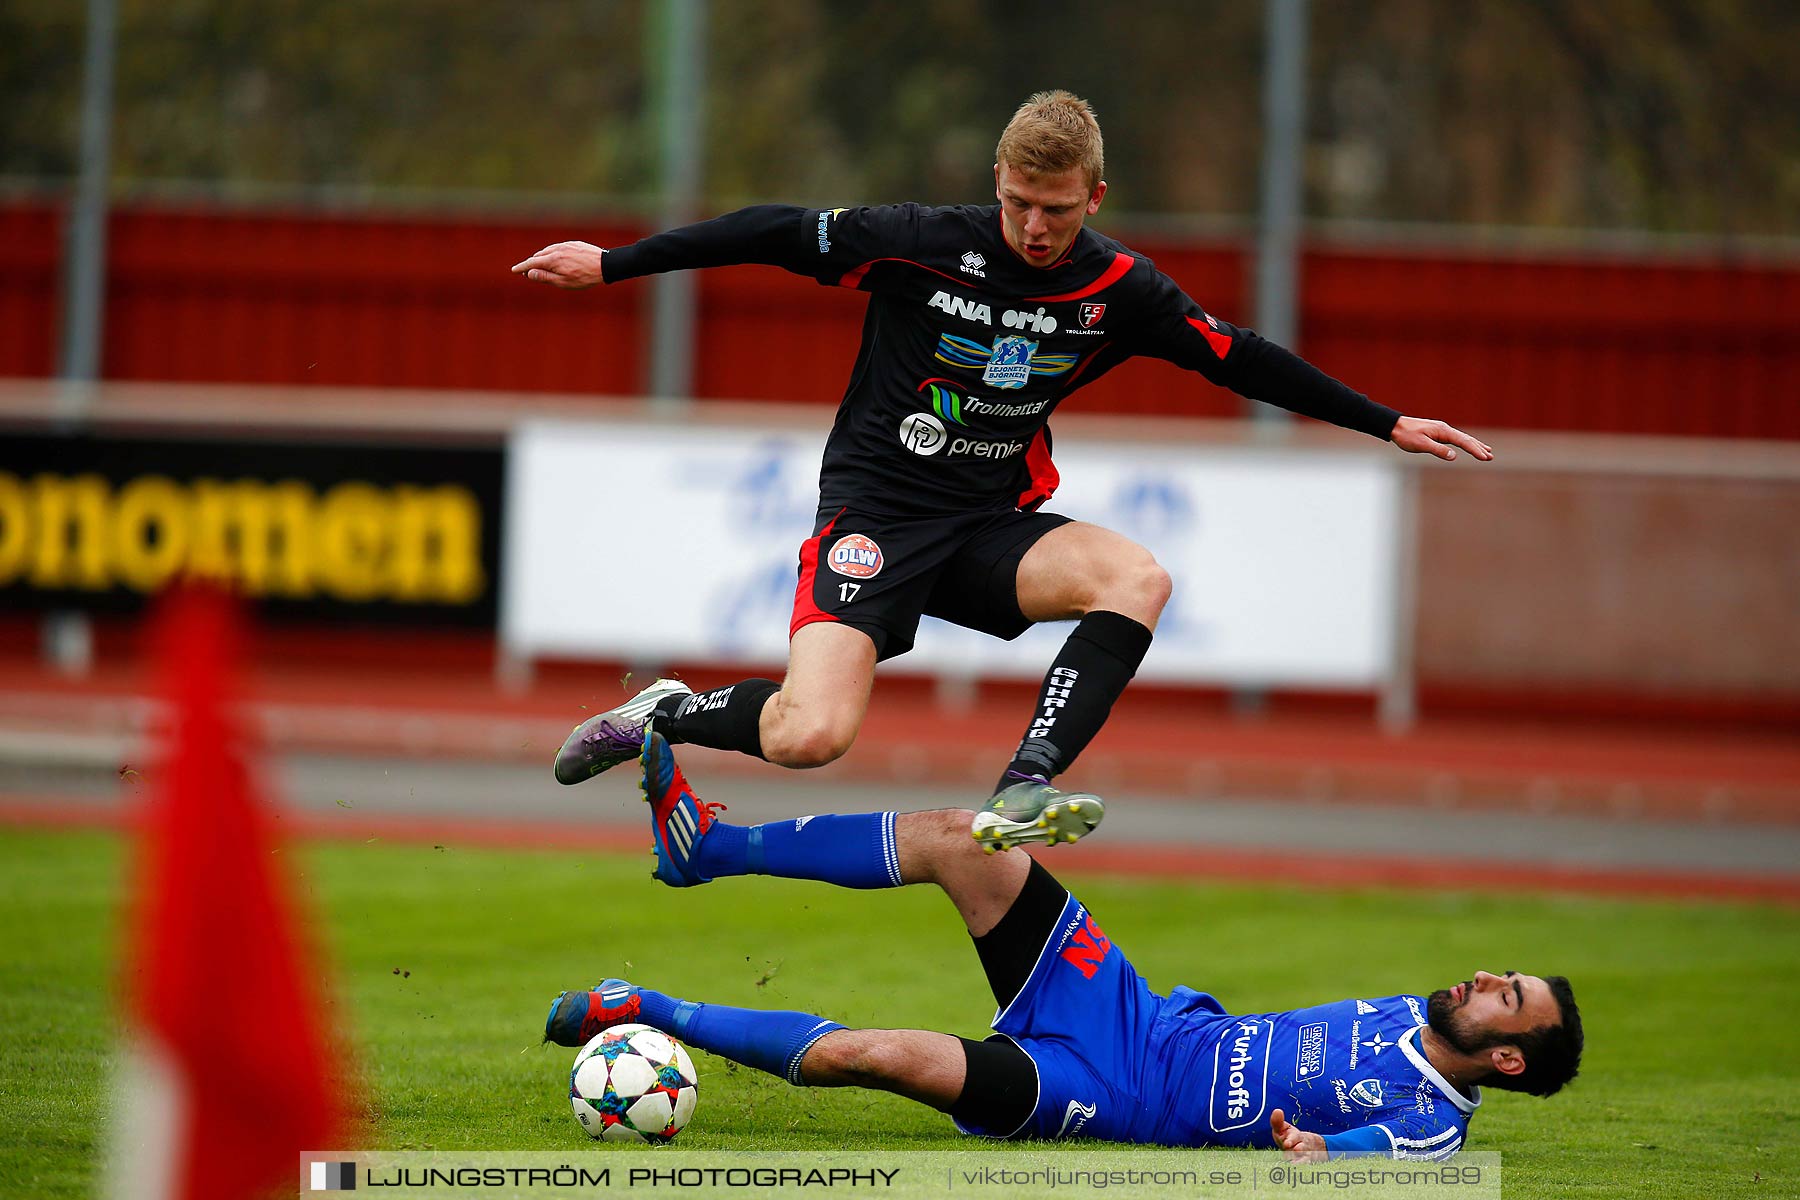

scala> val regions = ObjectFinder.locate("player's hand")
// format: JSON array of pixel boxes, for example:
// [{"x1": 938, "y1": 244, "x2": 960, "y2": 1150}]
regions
[
  {"x1": 511, "y1": 241, "x2": 608, "y2": 289},
  {"x1": 1389, "y1": 416, "x2": 1493, "y2": 463},
  {"x1": 1270, "y1": 1109, "x2": 1328, "y2": 1163}
]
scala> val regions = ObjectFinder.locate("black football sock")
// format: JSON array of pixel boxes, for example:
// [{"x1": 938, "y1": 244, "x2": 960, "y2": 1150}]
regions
[
  {"x1": 652, "y1": 678, "x2": 780, "y2": 759},
  {"x1": 998, "y1": 610, "x2": 1152, "y2": 792}
]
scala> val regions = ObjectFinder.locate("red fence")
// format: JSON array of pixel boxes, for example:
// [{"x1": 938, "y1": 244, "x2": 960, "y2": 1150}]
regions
[{"x1": 4, "y1": 197, "x2": 1797, "y2": 437}]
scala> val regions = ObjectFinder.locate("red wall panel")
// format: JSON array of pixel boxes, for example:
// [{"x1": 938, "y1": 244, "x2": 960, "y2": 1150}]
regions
[
  {"x1": 92, "y1": 205, "x2": 649, "y2": 394},
  {"x1": 1302, "y1": 247, "x2": 1800, "y2": 439},
  {"x1": 2, "y1": 196, "x2": 1796, "y2": 438},
  {"x1": 0, "y1": 201, "x2": 61, "y2": 378}
]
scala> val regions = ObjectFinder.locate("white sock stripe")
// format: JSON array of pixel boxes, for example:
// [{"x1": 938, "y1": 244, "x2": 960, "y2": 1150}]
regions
[
  {"x1": 881, "y1": 812, "x2": 902, "y2": 887},
  {"x1": 785, "y1": 1020, "x2": 838, "y2": 1085},
  {"x1": 1394, "y1": 1127, "x2": 1460, "y2": 1147}
]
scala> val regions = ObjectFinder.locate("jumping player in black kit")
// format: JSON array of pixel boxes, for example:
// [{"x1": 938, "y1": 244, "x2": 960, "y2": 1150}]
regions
[{"x1": 514, "y1": 91, "x2": 1493, "y2": 848}]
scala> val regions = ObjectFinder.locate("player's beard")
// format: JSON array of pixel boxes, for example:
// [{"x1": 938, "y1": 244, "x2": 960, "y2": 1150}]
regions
[{"x1": 1426, "y1": 986, "x2": 1505, "y2": 1056}]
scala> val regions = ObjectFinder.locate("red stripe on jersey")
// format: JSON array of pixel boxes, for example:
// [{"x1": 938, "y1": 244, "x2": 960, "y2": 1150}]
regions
[
  {"x1": 1016, "y1": 431, "x2": 1060, "y2": 511},
  {"x1": 836, "y1": 259, "x2": 976, "y2": 291},
  {"x1": 1188, "y1": 315, "x2": 1234, "y2": 360},
  {"x1": 1030, "y1": 252, "x2": 1135, "y2": 303},
  {"x1": 789, "y1": 511, "x2": 843, "y2": 637}
]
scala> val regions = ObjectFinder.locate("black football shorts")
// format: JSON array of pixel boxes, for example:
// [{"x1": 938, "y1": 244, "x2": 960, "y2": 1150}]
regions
[{"x1": 789, "y1": 504, "x2": 1073, "y2": 661}]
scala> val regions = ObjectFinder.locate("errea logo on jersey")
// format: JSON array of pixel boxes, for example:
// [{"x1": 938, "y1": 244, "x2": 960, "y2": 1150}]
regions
[{"x1": 960, "y1": 251, "x2": 986, "y2": 277}]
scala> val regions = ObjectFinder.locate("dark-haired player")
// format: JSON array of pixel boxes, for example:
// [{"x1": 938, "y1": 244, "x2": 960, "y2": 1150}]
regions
[
  {"x1": 517, "y1": 90, "x2": 1492, "y2": 845},
  {"x1": 545, "y1": 736, "x2": 1580, "y2": 1158}
]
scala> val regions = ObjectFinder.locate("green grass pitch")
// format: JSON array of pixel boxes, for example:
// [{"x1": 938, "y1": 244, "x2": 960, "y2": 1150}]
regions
[{"x1": 1, "y1": 827, "x2": 1795, "y2": 1198}]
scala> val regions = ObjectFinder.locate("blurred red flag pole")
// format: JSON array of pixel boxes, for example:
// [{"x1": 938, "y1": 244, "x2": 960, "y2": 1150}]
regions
[{"x1": 110, "y1": 586, "x2": 349, "y2": 1200}]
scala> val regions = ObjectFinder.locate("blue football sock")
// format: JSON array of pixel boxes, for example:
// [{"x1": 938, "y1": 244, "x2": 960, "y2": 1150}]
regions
[
  {"x1": 693, "y1": 812, "x2": 901, "y2": 889},
  {"x1": 634, "y1": 988, "x2": 843, "y2": 1085}
]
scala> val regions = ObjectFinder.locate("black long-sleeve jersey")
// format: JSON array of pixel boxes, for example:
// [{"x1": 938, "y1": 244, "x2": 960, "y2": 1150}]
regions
[{"x1": 603, "y1": 203, "x2": 1401, "y2": 516}]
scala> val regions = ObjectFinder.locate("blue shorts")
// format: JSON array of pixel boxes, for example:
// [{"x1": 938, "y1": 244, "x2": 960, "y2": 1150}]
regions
[{"x1": 953, "y1": 891, "x2": 1208, "y2": 1143}]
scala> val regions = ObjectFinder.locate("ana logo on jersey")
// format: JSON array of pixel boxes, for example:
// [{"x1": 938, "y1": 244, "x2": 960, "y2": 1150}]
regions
[
  {"x1": 898, "y1": 412, "x2": 948, "y2": 455},
  {"x1": 1349, "y1": 1079, "x2": 1385, "y2": 1108},
  {"x1": 960, "y1": 251, "x2": 986, "y2": 277},
  {"x1": 827, "y1": 534, "x2": 883, "y2": 579},
  {"x1": 928, "y1": 291, "x2": 992, "y2": 326}
]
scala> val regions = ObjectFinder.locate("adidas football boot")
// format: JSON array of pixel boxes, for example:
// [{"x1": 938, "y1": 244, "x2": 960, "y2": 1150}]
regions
[
  {"x1": 641, "y1": 730, "x2": 726, "y2": 888},
  {"x1": 970, "y1": 772, "x2": 1105, "y2": 852},
  {"x1": 554, "y1": 677, "x2": 693, "y2": 785},
  {"x1": 544, "y1": 978, "x2": 643, "y2": 1047}
]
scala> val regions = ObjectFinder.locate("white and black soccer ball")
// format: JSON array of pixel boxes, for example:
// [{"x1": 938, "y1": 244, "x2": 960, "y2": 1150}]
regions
[{"x1": 569, "y1": 1024, "x2": 699, "y2": 1142}]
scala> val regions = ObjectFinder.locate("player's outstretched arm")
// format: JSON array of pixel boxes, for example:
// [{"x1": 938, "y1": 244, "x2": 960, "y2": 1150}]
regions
[
  {"x1": 1270, "y1": 1109, "x2": 1328, "y2": 1163},
  {"x1": 512, "y1": 241, "x2": 607, "y2": 289},
  {"x1": 1389, "y1": 416, "x2": 1494, "y2": 463}
]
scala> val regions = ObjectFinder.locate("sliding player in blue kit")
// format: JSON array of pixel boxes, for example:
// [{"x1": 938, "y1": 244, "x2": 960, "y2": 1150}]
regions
[
  {"x1": 514, "y1": 90, "x2": 1493, "y2": 848},
  {"x1": 543, "y1": 737, "x2": 1582, "y2": 1159}
]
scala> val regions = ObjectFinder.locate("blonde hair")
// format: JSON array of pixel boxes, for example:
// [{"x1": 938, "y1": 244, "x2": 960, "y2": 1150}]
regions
[{"x1": 995, "y1": 90, "x2": 1105, "y2": 191}]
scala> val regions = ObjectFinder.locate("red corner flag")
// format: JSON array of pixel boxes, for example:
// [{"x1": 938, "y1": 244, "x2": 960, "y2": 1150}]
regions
[{"x1": 113, "y1": 588, "x2": 349, "y2": 1200}]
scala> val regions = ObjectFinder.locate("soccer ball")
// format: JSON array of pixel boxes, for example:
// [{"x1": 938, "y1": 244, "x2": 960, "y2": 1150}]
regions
[{"x1": 569, "y1": 1024, "x2": 699, "y2": 1142}]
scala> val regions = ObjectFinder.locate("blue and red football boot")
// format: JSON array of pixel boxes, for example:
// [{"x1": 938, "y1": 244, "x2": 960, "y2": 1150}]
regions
[
  {"x1": 544, "y1": 978, "x2": 644, "y2": 1047},
  {"x1": 640, "y1": 729, "x2": 727, "y2": 888}
]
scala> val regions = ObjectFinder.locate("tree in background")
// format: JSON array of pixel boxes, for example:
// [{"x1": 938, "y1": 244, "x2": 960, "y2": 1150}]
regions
[{"x1": 1, "y1": 0, "x2": 1793, "y2": 235}]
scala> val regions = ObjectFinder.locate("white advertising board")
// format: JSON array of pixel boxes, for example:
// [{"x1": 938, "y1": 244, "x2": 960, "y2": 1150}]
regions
[{"x1": 502, "y1": 419, "x2": 1400, "y2": 686}]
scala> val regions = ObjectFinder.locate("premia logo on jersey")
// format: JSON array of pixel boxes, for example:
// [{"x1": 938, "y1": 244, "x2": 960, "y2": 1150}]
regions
[
  {"x1": 827, "y1": 534, "x2": 883, "y2": 579},
  {"x1": 960, "y1": 251, "x2": 986, "y2": 277},
  {"x1": 898, "y1": 411, "x2": 1024, "y2": 460},
  {"x1": 899, "y1": 412, "x2": 948, "y2": 455}
]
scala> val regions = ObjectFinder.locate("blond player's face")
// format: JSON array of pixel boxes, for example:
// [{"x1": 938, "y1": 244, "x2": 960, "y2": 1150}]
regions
[{"x1": 994, "y1": 162, "x2": 1106, "y2": 267}]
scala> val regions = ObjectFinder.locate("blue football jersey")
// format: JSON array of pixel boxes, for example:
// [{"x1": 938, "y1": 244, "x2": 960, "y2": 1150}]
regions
[{"x1": 1146, "y1": 990, "x2": 1478, "y2": 1158}]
